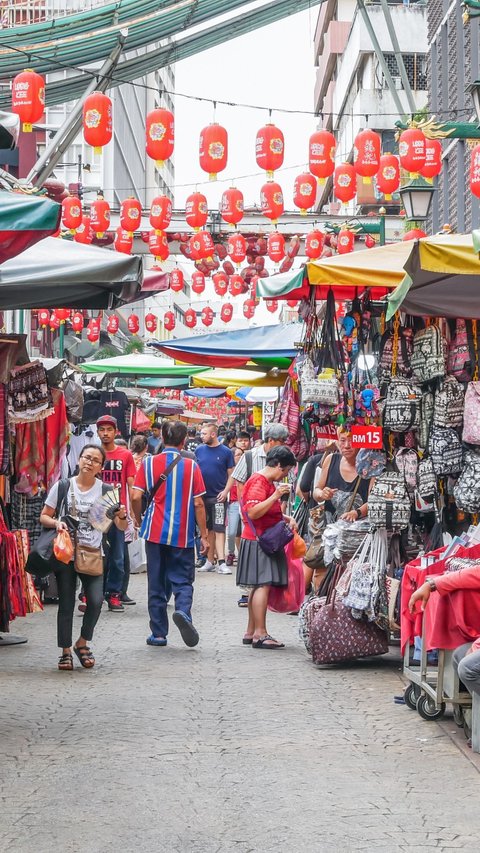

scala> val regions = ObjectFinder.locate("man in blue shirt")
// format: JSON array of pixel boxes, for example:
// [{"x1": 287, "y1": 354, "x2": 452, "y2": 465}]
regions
[
  {"x1": 147, "y1": 421, "x2": 162, "y2": 455},
  {"x1": 195, "y1": 423, "x2": 234, "y2": 574}
]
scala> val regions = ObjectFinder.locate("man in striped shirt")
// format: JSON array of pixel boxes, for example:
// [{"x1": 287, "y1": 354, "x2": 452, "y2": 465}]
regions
[{"x1": 132, "y1": 421, "x2": 208, "y2": 648}]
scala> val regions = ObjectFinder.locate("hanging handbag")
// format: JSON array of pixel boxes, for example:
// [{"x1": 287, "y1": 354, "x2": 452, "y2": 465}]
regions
[
  {"x1": 433, "y1": 376, "x2": 464, "y2": 429},
  {"x1": 454, "y1": 450, "x2": 480, "y2": 513},
  {"x1": 69, "y1": 483, "x2": 104, "y2": 577},
  {"x1": 428, "y1": 425, "x2": 463, "y2": 476},
  {"x1": 462, "y1": 381, "x2": 480, "y2": 445},
  {"x1": 411, "y1": 324, "x2": 447, "y2": 384},
  {"x1": 304, "y1": 502, "x2": 326, "y2": 569},
  {"x1": 417, "y1": 456, "x2": 436, "y2": 500},
  {"x1": 447, "y1": 319, "x2": 476, "y2": 381},
  {"x1": 25, "y1": 478, "x2": 71, "y2": 577},
  {"x1": 382, "y1": 377, "x2": 422, "y2": 433}
]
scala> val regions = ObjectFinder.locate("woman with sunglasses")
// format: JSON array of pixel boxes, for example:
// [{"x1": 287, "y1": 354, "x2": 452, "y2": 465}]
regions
[{"x1": 40, "y1": 444, "x2": 128, "y2": 671}]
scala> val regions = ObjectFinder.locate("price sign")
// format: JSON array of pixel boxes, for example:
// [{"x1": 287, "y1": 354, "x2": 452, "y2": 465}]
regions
[
  {"x1": 351, "y1": 425, "x2": 383, "y2": 449},
  {"x1": 316, "y1": 423, "x2": 338, "y2": 440}
]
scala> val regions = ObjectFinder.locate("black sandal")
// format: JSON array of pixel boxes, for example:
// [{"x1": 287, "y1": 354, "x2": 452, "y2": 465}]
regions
[
  {"x1": 58, "y1": 652, "x2": 73, "y2": 671},
  {"x1": 73, "y1": 644, "x2": 95, "y2": 668},
  {"x1": 252, "y1": 634, "x2": 285, "y2": 650}
]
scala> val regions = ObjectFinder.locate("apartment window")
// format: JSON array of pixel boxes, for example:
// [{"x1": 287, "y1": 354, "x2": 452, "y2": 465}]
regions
[{"x1": 381, "y1": 54, "x2": 427, "y2": 91}]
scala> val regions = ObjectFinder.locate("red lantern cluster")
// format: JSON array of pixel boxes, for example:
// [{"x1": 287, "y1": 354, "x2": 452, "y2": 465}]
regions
[
  {"x1": 145, "y1": 313, "x2": 158, "y2": 334},
  {"x1": 305, "y1": 230, "x2": 324, "y2": 260},
  {"x1": 333, "y1": 164, "x2": 356, "y2": 204},
  {"x1": 309, "y1": 130, "x2": 336, "y2": 184},
  {"x1": 376, "y1": 154, "x2": 400, "y2": 200},
  {"x1": 170, "y1": 268, "x2": 184, "y2": 292},
  {"x1": 260, "y1": 182, "x2": 284, "y2": 223},
  {"x1": 127, "y1": 313, "x2": 140, "y2": 335},
  {"x1": 353, "y1": 129, "x2": 381, "y2": 184},
  {"x1": 293, "y1": 172, "x2": 317, "y2": 214},
  {"x1": 398, "y1": 128, "x2": 426, "y2": 176},
  {"x1": 12, "y1": 69, "x2": 45, "y2": 132},
  {"x1": 267, "y1": 232, "x2": 285, "y2": 264},
  {"x1": 201, "y1": 306, "x2": 214, "y2": 327},
  {"x1": 199, "y1": 124, "x2": 228, "y2": 180},
  {"x1": 83, "y1": 92, "x2": 112, "y2": 153},
  {"x1": 90, "y1": 195, "x2": 110, "y2": 238},
  {"x1": 256, "y1": 124, "x2": 284, "y2": 178},
  {"x1": 471, "y1": 144, "x2": 480, "y2": 198},
  {"x1": 220, "y1": 187, "x2": 244, "y2": 227},
  {"x1": 146, "y1": 108, "x2": 174, "y2": 167},
  {"x1": 185, "y1": 192, "x2": 208, "y2": 231},
  {"x1": 150, "y1": 195, "x2": 172, "y2": 232},
  {"x1": 61, "y1": 195, "x2": 82, "y2": 233},
  {"x1": 120, "y1": 198, "x2": 142, "y2": 234},
  {"x1": 114, "y1": 227, "x2": 133, "y2": 255}
]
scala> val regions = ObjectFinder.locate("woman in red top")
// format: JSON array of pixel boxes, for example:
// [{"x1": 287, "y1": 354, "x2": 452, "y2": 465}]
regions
[{"x1": 237, "y1": 445, "x2": 297, "y2": 649}]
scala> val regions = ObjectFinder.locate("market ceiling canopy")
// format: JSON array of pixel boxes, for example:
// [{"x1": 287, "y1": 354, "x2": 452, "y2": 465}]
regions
[
  {"x1": 307, "y1": 242, "x2": 412, "y2": 296},
  {"x1": 150, "y1": 323, "x2": 301, "y2": 369},
  {"x1": 0, "y1": 236, "x2": 142, "y2": 309},
  {"x1": 81, "y1": 354, "x2": 210, "y2": 377},
  {"x1": 387, "y1": 233, "x2": 480, "y2": 319},
  {"x1": 0, "y1": 191, "x2": 60, "y2": 264}
]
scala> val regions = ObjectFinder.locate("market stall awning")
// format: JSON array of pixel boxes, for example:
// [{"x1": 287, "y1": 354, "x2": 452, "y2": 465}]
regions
[
  {"x1": 256, "y1": 268, "x2": 310, "y2": 300},
  {"x1": 191, "y1": 368, "x2": 286, "y2": 389},
  {"x1": 307, "y1": 242, "x2": 412, "y2": 296},
  {"x1": 81, "y1": 354, "x2": 210, "y2": 377},
  {"x1": 150, "y1": 323, "x2": 301, "y2": 369},
  {"x1": 0, "y1": 190, "x2": 61, "y2": 265},
  {"x1": 138, "y1": 376, "x2": 191, "y2": 389},
  {"x1": 183, "y1": 388, "x2": 227, "y2": 398},
  {"x1": 387, "y1": 233, "x2": 480, "y2": 319},
  {"x1": 235, "y1": 387, "x2": 279, "y2": 403},
  {"x1": 0, "y1": 236, "x2": 142, "y2": 309}
]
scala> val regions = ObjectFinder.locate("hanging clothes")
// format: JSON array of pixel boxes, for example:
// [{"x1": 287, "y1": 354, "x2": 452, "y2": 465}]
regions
[
  {"x1": 14, "y1": 388, "x2": 69, "y2": 495},
  {"x1": 0, "y1": 384, "x2": 10, "y2": 475},
  {"x1": 98, "y1": 390, "x2": 130, "y2": 438},
  {"x1": 67, "y1": 424, "x2": 100, "y2": 475}
]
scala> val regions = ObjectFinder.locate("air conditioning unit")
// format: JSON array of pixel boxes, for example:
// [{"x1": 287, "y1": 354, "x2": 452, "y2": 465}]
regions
[{"x1": 393, "y1": 77, "x2": 403, "y2": 90}]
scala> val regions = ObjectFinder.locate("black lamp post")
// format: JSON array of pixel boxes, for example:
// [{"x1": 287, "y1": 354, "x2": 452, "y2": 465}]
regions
[
  {"x1": 467, "y1": 79, "x2": 480, "y2": 125},
  {"x1": 398, "y1": 176, "x2": 436, "y2": 222}
]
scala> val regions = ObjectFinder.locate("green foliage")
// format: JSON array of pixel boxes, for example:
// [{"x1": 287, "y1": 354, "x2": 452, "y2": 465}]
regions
[{"x1": 124, "y1": 337, "x2": 144, "y2": 355}]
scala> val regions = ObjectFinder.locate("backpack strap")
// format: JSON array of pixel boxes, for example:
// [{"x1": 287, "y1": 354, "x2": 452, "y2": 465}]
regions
[{"x1": 245, "y1": 449, "x2": 253, "y2": 480}]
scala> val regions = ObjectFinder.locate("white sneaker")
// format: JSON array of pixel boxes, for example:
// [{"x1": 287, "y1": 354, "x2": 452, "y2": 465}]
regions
[
  {"x1": 217, "y1": 562, "x2": 232, "y2": 575},
  {"x1": 197, "y1": 560, "x2": 215, "y2": 572}
]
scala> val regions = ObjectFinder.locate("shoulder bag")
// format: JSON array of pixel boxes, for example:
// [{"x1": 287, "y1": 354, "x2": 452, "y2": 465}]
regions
[
  {"x1": 69, "y1": 482, "x2": 104, "y2": 577},
  {"x1": 25, "y1": 479, "x2": 71, "y2": 577},
  {"x1": 242, "y1": 501, "x2": 294, "y2": 556}
]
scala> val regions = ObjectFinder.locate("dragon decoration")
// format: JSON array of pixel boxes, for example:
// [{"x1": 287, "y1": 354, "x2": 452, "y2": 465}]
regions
[{"x1": 395, "y1": 117, "x2": 480, "y2": 142}]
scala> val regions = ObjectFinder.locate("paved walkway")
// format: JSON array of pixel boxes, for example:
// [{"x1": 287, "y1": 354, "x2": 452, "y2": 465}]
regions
[{"x1": 1, "y1": 571, "x2": 480, "y2": 853}]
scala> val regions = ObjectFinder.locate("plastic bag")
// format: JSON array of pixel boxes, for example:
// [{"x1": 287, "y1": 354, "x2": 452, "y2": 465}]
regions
[
  {"x1": 267, "y1": 541, "x2": 305, "y2": 614},
  {"x1": 53, "y1": 528, "x2": 74, "y2": 564},
  {"x1": 292, "y1": 530, "x2": 307, "y2": 559}
]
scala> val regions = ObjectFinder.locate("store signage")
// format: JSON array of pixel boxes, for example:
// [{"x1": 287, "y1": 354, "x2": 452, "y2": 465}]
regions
[
  {"x1": 316, "y1": 423, "x2": 338, "y2": 440},
  {"x1": 351, "y1": 425, "x2": 383, "y2": 449}
]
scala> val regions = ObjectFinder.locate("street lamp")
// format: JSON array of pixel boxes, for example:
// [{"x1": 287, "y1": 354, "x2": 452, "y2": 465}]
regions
[
  {"x1": 398, "y1": 176, "x2": 436, "y2": 222},
  {"x1": 467, "y1": 79, "x2": 480, "y2": 125}
]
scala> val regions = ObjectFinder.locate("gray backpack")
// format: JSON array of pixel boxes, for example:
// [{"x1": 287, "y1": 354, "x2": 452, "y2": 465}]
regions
[
  {"x1": 382, "y1": 377, "x2": 422, "y2": 433},
  {"x1": 433, "y1": 376, "x2": 464, "y2": 429},
  {"x1": 411, "y1": 325, "x2": 447, "y2": 385},
  {"x1": 454, "y1": 450, "x2": 480, "y2": 513},
  {"x1": 428, "y1": 425, "x2": 463, "y2": 476},
  {"x1": 368, "y1": 471, "x2": 411, "y2": 531}
]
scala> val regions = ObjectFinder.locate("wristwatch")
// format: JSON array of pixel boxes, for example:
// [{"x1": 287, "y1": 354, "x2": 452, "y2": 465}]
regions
[{"x1": 355, "y1": 508, "x2": 362, "y2": 520}]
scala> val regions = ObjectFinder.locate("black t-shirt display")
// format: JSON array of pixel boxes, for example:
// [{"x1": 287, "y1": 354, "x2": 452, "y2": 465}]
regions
[{"x1": 98, "y1": 391, "x2": 130, "y2": 439}]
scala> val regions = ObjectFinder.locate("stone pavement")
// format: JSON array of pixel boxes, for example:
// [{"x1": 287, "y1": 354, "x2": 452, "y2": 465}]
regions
[{"x1": 1, "y1": 571, "x2": 480, "y2": 853}]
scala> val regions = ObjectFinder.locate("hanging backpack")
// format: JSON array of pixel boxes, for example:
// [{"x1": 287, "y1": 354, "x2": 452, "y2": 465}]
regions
[
  {"x1": 453, "y1": 450, "x2": 480, "y2": 513},
  {"x1": 63, "y1": 378, "x2": 84, "y2": 424},
  {"x1": 411, "y1": 324, "x2": 447, "y2": 385},
  {"x1": 418, "y1": 391, "x2": 434, "y2": 453},
  {"x1": 382, "y1": 377, "x2": 422, "y2": 433},
  {"x1": 447, "y1": 319, "x2": 476, "y2": 382},
  {"x1": 299, "y1": 358, "x2": 340, "y2": 406},
  {"x1": 433, "y1": 376, "x2": 464, "y2": 430},
  {"x1": 462, "y1": 382, "x2": 480, "y2": 445},
  {"x1": 428, "y1": 425, "x2": 463, "y2": 476},
  {"x1": 395, "y1": 447, "x2": 418, "y2": 496},
  {"x1": 416, "y1": 456, "x2": 437, "y2": 500},
  {"x1": 378, "y1": 326, "x2": 414, "y2": 385},
  {"x1": 368, "y1": 471, "x2": 411, "y2": 531}
]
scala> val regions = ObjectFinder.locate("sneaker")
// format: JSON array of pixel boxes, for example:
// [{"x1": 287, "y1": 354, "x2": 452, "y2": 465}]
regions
[
  {"x1": 172, "y1": 610, "x2": 199, "y2": 647},
  {"x1": 237, "y1": 594, "x2": 249, "y2": 608},
  {"x1": 78, "y1": 594, "x2": 86, "y2": 614},
  {"x1": 107, "y1": 595, "x2": 125, "y2": 612},
  {"x1": 120, "y1": 594, "x2": 136, "y2": 605},
  {"x1": 197, "y1": 560, "x2": 215, "y2": 572},
  {"x1": 195, "y1": 556, "x2": 207, "y2": 568},
  {"x1": 226, "y1": 553, "x2": 235, "y2": 567},
  {"x1": 217, "y1": 561, "x2": 232, "y2": 575}
]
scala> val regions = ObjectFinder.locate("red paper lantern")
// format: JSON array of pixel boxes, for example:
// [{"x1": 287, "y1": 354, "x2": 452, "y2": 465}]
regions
[
  {"x1": 150, "y1": 195, "x2": 172, "y2": 232},
  {"x1": 227, "y1": 233, "x2": 247, "y2": 265},
  {"x1": 114, "y1": 227, "x2": 133, "y2": 254},
  {"x1": 220, "y1": 186, "x2": 244, "y2": 226},
  {"x1": 286, "y1": 299, "x2": 299, "y2": 308},
  {"x1": 420, "y1": 139, "x2": 443, "y2": 182},
  {"x1": 120, "y1": 198, "x2": 142, "y2": 234},
  {"x1": 90, "y1": 195, "x2": 110, "y2": 237},
  {"x1": 74, "y1": 215, "x2": 93, "y2": 245},
  {"x1": 37, "y1": 308, "x2": 50, "y2": 328},
  {"x1": 353, "y1": 129, "x2": 381, "y2": 184},
  {"x1": 184, "y1": 308, "x2": 197, "y2": 329},
  {"x1": 256, "y1": 124, "x2": 284, "y2": 177},
  {"x1": 337, "y1": 228, "x2": 355, "y2": 254},
  {"x1": 265, "y1": 299, "x2": 278, "y2": 313},
  {"x1": 365, "y1": 235, "x2": 376, "y2": 249},
  {"x1": 267, "y1": 232, "x2": 285, "y2": 264},
  {"x1": 305, "y1": 230, "x2": 324, "y2": 260},
  {"x1": 127, "y1": 313, "x2": 140, "y2": 335},
  {"x1": 199, "y1": 123, "x2": 228, "y2": 180},
  {"x1": 107, "y1": 315, "x2": 119, "y2": 334},
  {"x1": 170, "y1": 268, "x2": 184, "y2": 292},
  {"x1": 213, "y1": 271, "x2": 228, "y2": 296},
  {"x1": 293, "y1": 172, "x2": 317, "y2": 214},
  {"x1": 309, "y1": 130, "x2": 336, "y2": 184},
  {"x1": 191, "y1": 270, "x2": 206, "y2": 294},
  {"x1": 185, "y1": 192, "x2": 208, "y2": 231},
  {"x1": 148, "y1": 230, "x2": 169, "y2": 262},
  {"x1": 145, "y1": 312, "x2": 158, "y2": 334},
  {"x1": 201, "y1": 306, "x2": 214, "y2": 327},
  {"x1": 190, "y1": 231, "x2": 214, "y2": 261},
  {"x1": 334, "y1": 164, "x2": 357, "y2": 204},
  {"x1": 55, "y1": 308, "x2": 70, "y2": 324},
  {"x1": 146, "y1": 108, "x2": 174, "y2": 166},
  {"x1": 260, "y1": 182, "x2": 284, "y2": 224},
  {"x1": 61, "y1": 195, "x2": 82, "y2": 233},
  {"x1": 83, "y1": 92, "x2": 112, "y2": 153},
  {"x1": 71, "y1": 311, "x2": 84, "y2": 334},
  {"x1": 229, "y1": 273, "x2": 247, "y2": 297},
  {"x1": 398, "y1": 128, "x2": 426, "y2": 175},
  {"x1": 12, "y1": 69, "x2": 45, "y2": 132},
  {"x1": 164, "y1": 311, "x2": 175, "y2": 332},
  {"x1": 87, "y1": 327, "x2": 99, "y2": 344},
  {"x1": 89, "y1": 316, "x2": 101, "y2": 332},
  {"x1": 220, "y1": 303, "x2": 233, "y2": 323},
  {"x1": 49, "y1": 312, "x2": 60, "y2": 331},
  {"x1": 403, "y1": 228, "x2": 427, "y2": 241},
  {"x1": 243, "y1": 298, "x2": 256, "y2": 319},
  {"x1": 376, "y1": 154, "x2": 400, "y2": 200}
]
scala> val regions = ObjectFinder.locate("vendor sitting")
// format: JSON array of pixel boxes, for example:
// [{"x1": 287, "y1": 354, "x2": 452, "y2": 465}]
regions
[
  {"x1": 312, "y1": 427, "x2": 370, "y2": 523},
  {"x1": 408, "y1": 563, "x2": 480, "y2": 701}
]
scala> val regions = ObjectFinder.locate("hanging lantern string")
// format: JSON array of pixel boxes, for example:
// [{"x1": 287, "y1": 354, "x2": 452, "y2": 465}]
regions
[{"x1": 0, "y1": 40, "x2": 473, "y2": 121}]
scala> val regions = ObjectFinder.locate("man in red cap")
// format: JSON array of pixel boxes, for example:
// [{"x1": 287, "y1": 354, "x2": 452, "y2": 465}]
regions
[{"x1": 97, "y1": 415, "x2": 136, "y2": 612}]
